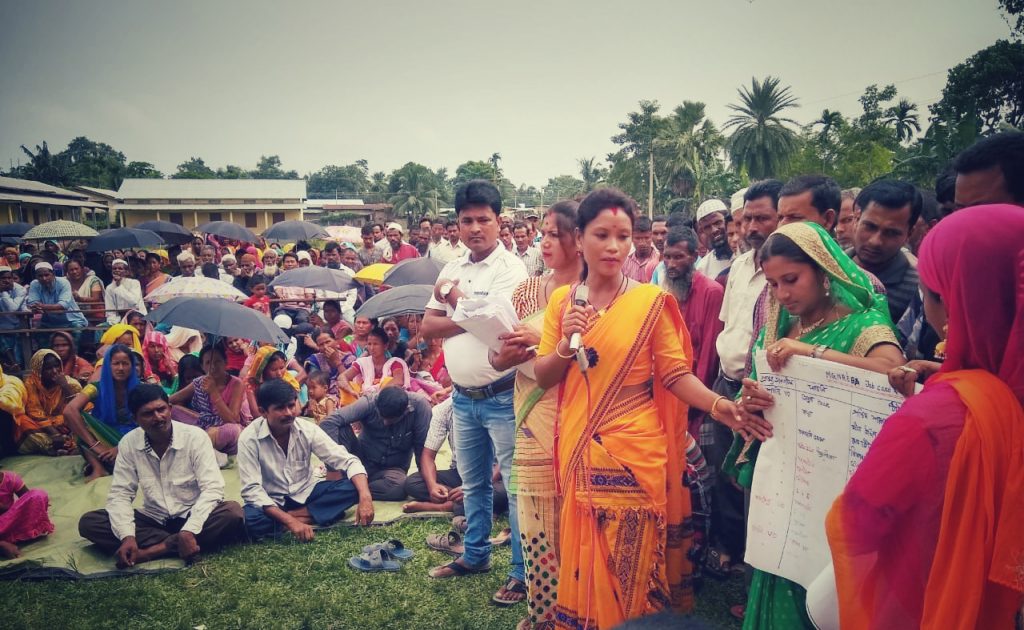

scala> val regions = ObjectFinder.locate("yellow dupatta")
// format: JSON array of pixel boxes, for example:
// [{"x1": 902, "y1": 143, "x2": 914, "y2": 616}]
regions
[{"x1": 541, "y1": 284, "x2": 694, "y2": 627}]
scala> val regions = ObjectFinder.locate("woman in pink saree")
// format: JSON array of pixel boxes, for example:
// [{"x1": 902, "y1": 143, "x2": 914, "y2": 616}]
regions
[{"x1": 826, "y1": 205, "x2": 1024, "y2": 629}]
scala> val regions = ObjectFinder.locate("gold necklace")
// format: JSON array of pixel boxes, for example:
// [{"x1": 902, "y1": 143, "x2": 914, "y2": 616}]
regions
[{"x1": 798, "y1": 306, "x2": 836, "y2": 336}]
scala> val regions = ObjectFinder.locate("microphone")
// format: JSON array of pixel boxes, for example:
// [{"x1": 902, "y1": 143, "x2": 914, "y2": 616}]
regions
[{"x1": 569, "y1": 285, "x2": 589, "y2": 351}]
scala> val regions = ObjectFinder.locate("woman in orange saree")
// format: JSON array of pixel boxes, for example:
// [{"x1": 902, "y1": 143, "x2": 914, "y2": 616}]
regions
[
  {"x1": 825, "y1": 204, "x2": 1024, "y2": 629},
  {"x1": 534, "y1": 189, "x2": 743, "y2": 629}
]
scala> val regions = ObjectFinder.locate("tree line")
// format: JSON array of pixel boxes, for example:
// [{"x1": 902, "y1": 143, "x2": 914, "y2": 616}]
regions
[{"x1": 4, "y1": 32, "x2": 1021, "y2": 220}]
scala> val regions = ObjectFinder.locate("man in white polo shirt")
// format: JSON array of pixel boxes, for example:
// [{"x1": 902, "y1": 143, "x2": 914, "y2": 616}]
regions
[{"x1": 421, "y1": 180, "x2": 530, "y2": 605}]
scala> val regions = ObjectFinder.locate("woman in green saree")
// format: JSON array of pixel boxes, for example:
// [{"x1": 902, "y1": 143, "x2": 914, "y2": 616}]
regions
[{"x1": 727, "y1": 222, "x2": 906, "y2": 629}]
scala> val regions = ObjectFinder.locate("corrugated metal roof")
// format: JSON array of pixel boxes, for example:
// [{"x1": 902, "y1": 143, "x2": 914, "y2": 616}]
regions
[
  {"x1": 113, "y1": 204, "x2": 303, "y2": 211},
  {"x1": 0, "y1": 176, "x2": 89, "y2": 199},
  {"x1": 75, "y1": 185, "x2": 120, "y2": 199},
  {"x1": 0, "y1": 192, "x2": 105, "y2": 208},
  {"x1": 118, "y1": 178, "x2": 306, "y2": 200}
]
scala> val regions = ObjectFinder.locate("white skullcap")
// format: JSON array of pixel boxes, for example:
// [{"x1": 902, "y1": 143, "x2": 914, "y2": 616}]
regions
[
  {"x1": 695, "y1": 199, "x2": 728, "y2": 223},
  {"x1": 221, "y1": 254, "x2": 237, "y2": 264},
  {"x1": 0, "y1": 266, "x2": 11, "y2": 273},
  {"x1": 296, "y1": 250, "x2": 312, "y2": 262},
  {"x1": 730, "y1": 188, "x2": 749, "y2": 213},
  {"x1": 35, "y1": 262, "x2": 54, "y2": 271},
  {"x1": 177, "y1": 251, "x2": 195, "y2": 263},
  {"x1": 110, "y1": 259, "x2": 129, "y2": 267},
  {"x1": 386, "y1": 222, "x2": 404, "y2": 234}
]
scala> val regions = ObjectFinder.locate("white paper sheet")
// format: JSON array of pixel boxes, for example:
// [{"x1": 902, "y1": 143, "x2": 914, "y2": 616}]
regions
[
  {"x1": 745, "y1": 353, "x2": 916, "y2": 589},
  {"x1": 451, "y1": 295, "x2": 520, "y2": 352}
]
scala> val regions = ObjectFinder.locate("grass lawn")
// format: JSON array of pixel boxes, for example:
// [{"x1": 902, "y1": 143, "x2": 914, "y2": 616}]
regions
[{"x1": 4, "y1": 516, "x2": 744, "y2": 629}]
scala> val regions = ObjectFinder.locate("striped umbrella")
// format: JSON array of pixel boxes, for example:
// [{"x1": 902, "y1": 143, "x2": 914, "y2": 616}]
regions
[
  {"x1": 145, "y1": 276, "x2": 248, "y2": 304},
  {"x1": 22, "y1": 220, "x2": 99, "y2": 241}
]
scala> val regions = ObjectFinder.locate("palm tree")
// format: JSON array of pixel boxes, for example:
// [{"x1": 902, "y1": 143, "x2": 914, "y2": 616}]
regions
[
  {"x1": 724, "y1": 76, "x2": 800, "y2": 179},
  {"x1": 18, "y1": 141, "x2": 69, "y2": 186},
  {"x1": 388, "y1": 163, "x2": 441, "y2": 221},
  {"x1": 488, "y1": 153, "x2": 502, "y2": 184},
  {"x1": 578, "y1": 157, "x2": 606, "y2": 191},
  {"x1": 813, "y1": 109, "x2": 843, "y2": 141},
  {"x1": 656, "y1": 102, "x2": 727, "y2": 202},
  {"x1": 885, "y1": 99, "x2": 922, "y2": 143}
]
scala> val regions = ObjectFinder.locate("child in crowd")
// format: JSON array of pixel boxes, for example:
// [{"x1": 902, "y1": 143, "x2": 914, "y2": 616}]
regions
[
  {"x1": 224, "y1": 337, "x2": 250, "y2": 377},
  {"x1": 0, "y1": 470, "x2": 54, "y2": 558},
  {"x1": 243, "y1": 275, "x2": 271, "y2": 315},
  {"x1": 303, "y1": 370, "x2": 336, "y2": 425}
]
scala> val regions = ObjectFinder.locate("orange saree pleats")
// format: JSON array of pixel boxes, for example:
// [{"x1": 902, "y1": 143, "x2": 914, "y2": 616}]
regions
[{"x1": 553, "y1": 286, "x2": 694, "y2": 629}]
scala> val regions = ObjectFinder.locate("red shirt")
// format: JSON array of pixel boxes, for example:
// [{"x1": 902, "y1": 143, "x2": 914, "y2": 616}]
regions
[{"x1": 385, "y1": 242, "x2": 420, "y2": 263}]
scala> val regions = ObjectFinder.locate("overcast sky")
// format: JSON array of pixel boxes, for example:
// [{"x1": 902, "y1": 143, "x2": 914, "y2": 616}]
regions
[{"x1": 0, "y1": 0, "x2": 1011, "y2": 189}]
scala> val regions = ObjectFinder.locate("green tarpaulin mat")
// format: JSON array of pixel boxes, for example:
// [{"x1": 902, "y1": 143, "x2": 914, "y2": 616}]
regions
[{"x1": 0, "y1": 446, "x2": 453, "y2": 580}]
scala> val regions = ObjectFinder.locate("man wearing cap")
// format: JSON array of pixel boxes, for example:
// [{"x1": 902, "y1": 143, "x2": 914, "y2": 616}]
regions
[
  {"x1": 421, "y1": 180, "x2": 528, "y2": 601},
  {"x1": 27, "y1": 262, "x2": 88, "y2": 331},
  {"x1": 383, "y1": 223, "x2": 419, "y2": 263},
  {"x1": 104, "y1": 259, "x2": 146, "y2": 325},
  {"x1": 694, "y1": 199, "x2": 734, "y2": 281},
  {"x1": 0, "y1": 266, "x2": 27, "y2": 366}
]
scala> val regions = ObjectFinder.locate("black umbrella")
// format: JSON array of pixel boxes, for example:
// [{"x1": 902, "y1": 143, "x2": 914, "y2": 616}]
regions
[
  {"x1": 268, "y1": 266, "x2": 358, "y2": 294},
  {"x1": 263, "y1": 220, "x2": 328, "y2": 242},
  {"x1": 0, "y1": 237, "x2": 20, "y2": 246},
  {"x1": 0, "y1": 223, "x2": 33, "y2": 237},
  {"x1": 85, "y1": 227, "x2": 164, "y2": 252},
  {"x1": 197, "y1": 221, "x2": 258, "y2": 243},
  {"x1": 135, "y1": 220, "x2": 194, "y2": 246},
  {"x1": 146, "y1": 296, "x2": 289, "y2": 344},
  {"x1": 382, "y1": 257, "x2": 445, "y2": 287},
  {"x1": 355, "y1": 285, "x2": 433, "y2": 319}
]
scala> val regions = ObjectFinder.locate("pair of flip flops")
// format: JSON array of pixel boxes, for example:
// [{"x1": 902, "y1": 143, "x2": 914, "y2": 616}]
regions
[{"x1": 348, "y1": 539, "x2": 414, "y2": 572}]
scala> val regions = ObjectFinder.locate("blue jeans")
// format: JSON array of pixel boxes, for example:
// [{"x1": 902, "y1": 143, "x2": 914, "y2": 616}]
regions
[
  {"x1": 452, "y1": 386, "x2": 524, "y2": 582},
  {"x1": 244, "y1": 479, "x2": 359, "y2": 540}
]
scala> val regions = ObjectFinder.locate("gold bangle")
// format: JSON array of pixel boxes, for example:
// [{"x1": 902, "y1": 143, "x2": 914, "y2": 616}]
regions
[
  {"x1": 710, "y1": 395, "x2": 726, "y2": 419},
  {"x1": 555, "y1": 341, "x2": 575, "y2": 360}
]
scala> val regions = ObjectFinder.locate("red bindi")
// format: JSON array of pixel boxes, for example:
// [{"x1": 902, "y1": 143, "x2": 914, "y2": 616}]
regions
[{"x1": 608, "y1": 207, "x2": 621, "y2": 215}]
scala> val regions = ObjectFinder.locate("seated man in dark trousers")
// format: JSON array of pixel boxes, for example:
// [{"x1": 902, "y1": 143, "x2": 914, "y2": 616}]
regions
[
  {"x1": 401, "y1": 397, "x2": 508, "y2": 515},
  {"x1": 319, "y1": 387, "x2": 431, "y2": 501},
  {"x1": 238, "y1": 379, "x2": 374, "y2": 541},
  {"x1": 78, "y1": 384, "x2": 245, "y2": 567}
]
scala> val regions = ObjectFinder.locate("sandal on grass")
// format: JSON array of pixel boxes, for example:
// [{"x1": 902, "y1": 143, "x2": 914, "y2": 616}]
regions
[
  {"x1": 451, "y1": 515, "x2": 468, "y2": 534},
  {"x1": 428, "y1": 560, "x2": 491, "y2": 579},
  {"x1": 426, "y1": 531, "x2": 465, "y2": 557},
  {"x1": 704, "y1": 548, "x2": 732, "y2": 580},
  {"x1": 488, "y1": 527, "x2": 512, "y2": 547},
  {"x1": 348, "y1": 548, "x2": 402, "y2": 572},
  {"x1": 491, "y1": 577, "x2": 527, "y2": 606},
  {"x1": 363, "y1": 539, "x2": 414, "y2": 561}
]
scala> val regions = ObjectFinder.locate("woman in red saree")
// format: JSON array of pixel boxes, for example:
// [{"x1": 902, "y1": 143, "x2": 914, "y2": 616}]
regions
[
  {"x1": 826, "y1": 204, "x2": 1024, "y2": 629},
  {"x1": 534, "y1": 189, "x2": 742, "y2": 629}
]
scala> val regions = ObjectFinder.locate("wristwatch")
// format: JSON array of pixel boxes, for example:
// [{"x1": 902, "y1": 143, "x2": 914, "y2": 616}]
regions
[{"x1": 438, "y1": 280, "x2": 456, "y2": 300}]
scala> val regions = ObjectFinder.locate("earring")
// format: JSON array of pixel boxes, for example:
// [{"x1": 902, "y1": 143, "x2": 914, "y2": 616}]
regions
[
  {"x1": 934, "y1": 324, "x2": 948, "y2": 361},
  {"x1": 823, "y1": 277, "x2": 831, "y2": 297}
]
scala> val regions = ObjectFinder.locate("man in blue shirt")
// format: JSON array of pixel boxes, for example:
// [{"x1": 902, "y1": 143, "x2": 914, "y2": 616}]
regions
[
  {"x1": 26, "y1": 262, "x2": 87, "y2": 329},
  {"x1": 0, "y1": 266, "x2": 27, "y2": 367}
]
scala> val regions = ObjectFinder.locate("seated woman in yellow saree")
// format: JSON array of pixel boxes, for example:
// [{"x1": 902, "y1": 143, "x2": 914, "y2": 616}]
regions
[{"x1": 533, "y1": 189, "x2": 742, "y2": 629}]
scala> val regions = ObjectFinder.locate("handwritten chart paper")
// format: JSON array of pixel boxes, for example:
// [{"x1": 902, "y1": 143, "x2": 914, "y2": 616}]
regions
[{"x1": 745, "y1": 354, "x2": 908, "y2": 588}]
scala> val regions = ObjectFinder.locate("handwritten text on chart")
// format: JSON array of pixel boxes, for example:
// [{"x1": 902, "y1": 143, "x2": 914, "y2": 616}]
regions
[{"x1": 745, "y1": 354, "x2": 909, "y2": 589}]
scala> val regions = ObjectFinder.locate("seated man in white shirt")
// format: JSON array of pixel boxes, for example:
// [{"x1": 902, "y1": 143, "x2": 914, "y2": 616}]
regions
[
  {"x1": 78, "y1": 384, "x2": 245, "y2": 568},
  {"x1": 238, "y1": 379, "x2": 374, "y2": 541}
]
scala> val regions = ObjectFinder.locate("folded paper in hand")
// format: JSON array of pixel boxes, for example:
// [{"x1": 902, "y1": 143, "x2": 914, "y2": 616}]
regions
[{"x1": 451, "y1": 296, "x2": 519, "y2": 352}]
